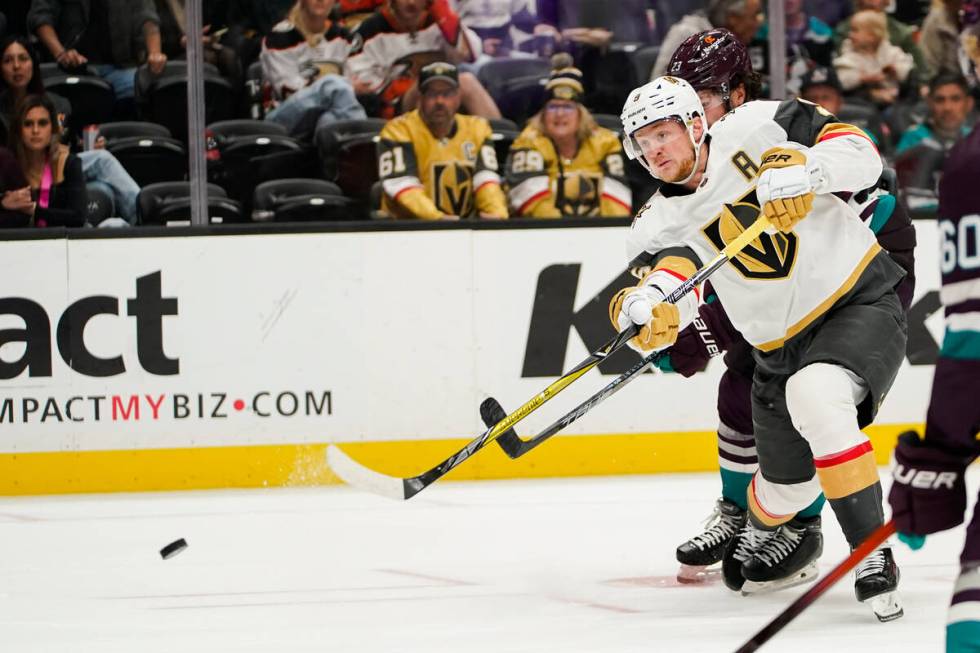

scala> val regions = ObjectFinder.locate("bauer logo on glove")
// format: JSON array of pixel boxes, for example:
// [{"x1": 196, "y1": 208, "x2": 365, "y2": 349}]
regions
[{"x1": 756, "y1": 146, "x2": 820, "y2": 234}]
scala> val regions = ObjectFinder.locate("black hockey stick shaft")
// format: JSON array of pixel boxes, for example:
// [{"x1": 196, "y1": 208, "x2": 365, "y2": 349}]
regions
[
  {"x1": 734, "y1": 520, "x2": 897, "y2": 653},
  {"x1": 487, "y1": 350, "x2": 667, "y2": 459}
]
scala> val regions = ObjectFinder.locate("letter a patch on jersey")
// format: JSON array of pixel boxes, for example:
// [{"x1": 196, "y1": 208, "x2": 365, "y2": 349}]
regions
[{"x1": 702, "y1": 189, "x2": 798, "y2": 279}]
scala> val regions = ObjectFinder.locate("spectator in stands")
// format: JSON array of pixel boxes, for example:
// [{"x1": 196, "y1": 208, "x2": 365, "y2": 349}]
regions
[
  {"x1": 798, "y1": 64, "x2": 844, "y2": 116},
  {"x1": 8, "y1": 94, "x2": 86, "y2": 227},
  {"x1": 377, "y1": 61, "x2": 507, "y2": 219},
  {"x1": 0, "y1": 146, "x2": 32, "y2": 227},
  {"x1": 0, "y1": 36, "x2": 72, "y2": 147},
  {"x1": 834, "y1": 10, "x2": 915, "y2": 106},
  {"x1": 154, "y1": 0, "x2": 241, "y2": 80},
  {"x1": 921, "y1": 0, "x2": 964, "y2": 78},
  {"x1": 804, "y1": 0, "x2": 851, "y2": 28},
  {"x1": 833, "y1": 0, "x2": 927, "y2": 84},
  {"x1": 505, "y1": 54, "x2": 630, "y2": 218},
  {"x1": 208, "y1": 0, "x2": 295, "y2": 74},
  {"x1": 349, "y1": 0, "x2": 501, "y2": 119},
  {"x1": 897, "y1": 73, "x2": 975, "y2": 153},
  {"x1": 748, "y1": 0, "x2": 834, "y2": 95},
  {"x1": 652, "y1": 0, "x2": 764, "y2": 79},
  {"x1": 339, "y1": 0, "x2": 384, "y2": 30},
  {"x1": 260, "y1": 0, "x2": 366, "y2": 139},
  {"x1": 28, "y1": 0, "x2": 167, "y2": 112},
  {"x1": 961, "y1": 0, "x2": 980, "y2": 89},
  {"x1": 455, "y1": 0, "x2": 541, "y2": 59},
  {"x1": 0, "y1": 36, "x2": 140, "y2": 225}
]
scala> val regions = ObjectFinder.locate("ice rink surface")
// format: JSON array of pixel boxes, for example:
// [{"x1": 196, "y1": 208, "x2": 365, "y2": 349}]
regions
[{"x1": 1, "y1": 468, "x2": 976, "y2": 652}]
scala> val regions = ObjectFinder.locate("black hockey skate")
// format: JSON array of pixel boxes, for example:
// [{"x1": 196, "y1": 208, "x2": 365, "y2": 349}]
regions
[
  {"x1": 739, "y1": 516, "x2": 822, "y2": 595},
  {"x1": 676, "y1": 498, "x2": 746, "y2": 583},
  {"x1": 722, "y1": 520, "x2": 775, "y2": 592},
  {"x1": 855, "y1": 546, "x2": 903, "y2": 622}
]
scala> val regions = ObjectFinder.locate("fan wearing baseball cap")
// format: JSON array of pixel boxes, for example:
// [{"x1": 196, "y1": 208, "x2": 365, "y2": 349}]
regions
[{"x1": 377, "y1": 61, "x2": 507, "y2": 220}]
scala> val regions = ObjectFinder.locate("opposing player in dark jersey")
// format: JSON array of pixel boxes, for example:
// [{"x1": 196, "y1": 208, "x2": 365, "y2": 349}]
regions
[
  {"x1": 888, "y1": 120, "x2": 980, "y2": 652},
  {"x1": 656, "y1": 32, "x2": 915, "y2": 600}
]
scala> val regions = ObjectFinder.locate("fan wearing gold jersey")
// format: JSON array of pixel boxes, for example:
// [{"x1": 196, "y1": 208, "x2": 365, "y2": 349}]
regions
[
  {"x1": 377, "y1": 61, "x2": 508, "y2": 220},
  {"x1": 505, "y1": 54, "x2": 632, "y2": 218}
]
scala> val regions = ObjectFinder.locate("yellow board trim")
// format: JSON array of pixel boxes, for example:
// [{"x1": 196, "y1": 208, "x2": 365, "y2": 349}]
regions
[
  {"x1": 0, "y1": 423, "x2": 918, "y2": 496},
  {"x1": 757, "y1": 243, "x2": 881, "y2": 352}
]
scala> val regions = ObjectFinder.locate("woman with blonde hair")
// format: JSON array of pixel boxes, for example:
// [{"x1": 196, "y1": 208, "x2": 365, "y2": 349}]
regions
[
  {"x1": 505, "y1": 54, "x2": 631, "y2": 218},
  {"x1": 8, "y1": 94, "x2": 86, "y2": 227}
]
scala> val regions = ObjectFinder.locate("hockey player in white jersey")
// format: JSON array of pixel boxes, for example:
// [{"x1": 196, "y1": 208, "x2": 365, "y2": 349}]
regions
[{"x1": 613, "y1": 76, "x2": 906, "y2": 620}]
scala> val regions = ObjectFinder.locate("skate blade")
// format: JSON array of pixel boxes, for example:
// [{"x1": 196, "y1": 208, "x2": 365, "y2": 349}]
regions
[
  {"x1": 864, "y1": 591, "x2": 904, "y2": 622},
  {"x1": 741, "y1": 562, "x2": 819, "y2": 596},
  {"x1": 676, "y1": 564, "x2": 722, "y2": 584}
]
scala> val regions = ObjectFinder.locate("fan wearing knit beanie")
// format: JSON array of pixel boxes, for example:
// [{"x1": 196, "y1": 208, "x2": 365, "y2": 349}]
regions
[{"x1": 504, "y1": 54, "x2": 631, "y2": 218}]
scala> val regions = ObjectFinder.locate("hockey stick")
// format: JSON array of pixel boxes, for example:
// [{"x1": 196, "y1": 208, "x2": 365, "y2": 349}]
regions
[
  {"x1": 490, "y1": 213, "x2": 773, "y2": 459},
  {"x1": 482, "y1": 349, "x2": 668, "y2": 459},
  {"x1": 327, "y1": 213, "x2": 770, "y2": 500},
  {"x1": 325, "y1": 323, "x2": 640, "y2": 500},
  {"x1": 733, "y1": 520, "x2": 897, "y2": 653}
]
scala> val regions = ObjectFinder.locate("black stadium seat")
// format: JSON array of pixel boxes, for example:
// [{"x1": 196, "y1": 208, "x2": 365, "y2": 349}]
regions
[
  {"x1": 44, "y1": 73, "x2": 115, "y2": 131},
  {"x1": 135, "y1": 62, "x2": 235, "y2": 141},
  {"x1": 83, "y1": 183, "x2": 114, "y2": 225},
  {"x1": 315, "y1": 118, "x2": 387, "y2": 199},
  {"x1": 138, "y1": 182, "x2": 243, "y2": 225},
  {"x1": 477, "y1": 58, "x2": 551, "y2": 102},
  {"x1": 253, "y1": 178, "x2": 355, "y2": 222},
  {"x1": 99, "y1": 121, "x2": 173, "y2": 141},
  {"x1": 592, "y1": 113, "x2": 622, "y2": 135},
  {"x1": 105, "y1": 136, "x2": 187, "y2": 186},
  {"x1": 210, "y1": 133, "x2": 304, "y2": 205},
  {"x1": 488, "y1": 117, "x2": 520, "y2": 170},
  {"x1": 207, "y1": 119, "x2": 287, "y2": 139},
  {"x1": 632, "y1": 45, "x2": 661, "y2": 85}
]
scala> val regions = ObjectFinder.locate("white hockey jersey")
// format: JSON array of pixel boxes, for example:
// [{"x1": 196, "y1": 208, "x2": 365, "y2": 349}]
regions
[
  {"x1": 261, "y1": 18, "x2": 360, "y2": 100},
  {"x1": 626, "y1": 99, "x2": 885, "y2": 352}
]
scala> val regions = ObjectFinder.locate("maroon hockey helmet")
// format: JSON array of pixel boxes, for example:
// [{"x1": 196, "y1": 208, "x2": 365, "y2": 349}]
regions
[{"x1": 666, "y1": 28, "x2": 753, "y2": 97}]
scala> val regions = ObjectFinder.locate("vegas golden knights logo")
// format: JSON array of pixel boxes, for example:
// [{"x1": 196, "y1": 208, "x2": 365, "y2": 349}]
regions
[
  {"x1": 556, "y1": 172, "x2": 601, "y2": 217},
  {"x1": 702, "y1": 189, "x2": 798, "y2": 279},
  {"x1": 433, "y1": 162, "x2": 475, "y2": 216}
]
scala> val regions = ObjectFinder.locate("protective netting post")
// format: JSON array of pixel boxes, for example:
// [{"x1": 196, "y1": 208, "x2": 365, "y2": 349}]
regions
[
  {"x1": 186, "y1": 0, "x2": 208, "y2": 226},
  {"x1": 767, "y1": 0, "x2": 787, "y2": 100}
]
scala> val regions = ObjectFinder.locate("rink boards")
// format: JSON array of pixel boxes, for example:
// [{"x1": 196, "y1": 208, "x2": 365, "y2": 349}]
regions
[{"x1": 0, "y1": 222, "x2": 942, "y2": 494}]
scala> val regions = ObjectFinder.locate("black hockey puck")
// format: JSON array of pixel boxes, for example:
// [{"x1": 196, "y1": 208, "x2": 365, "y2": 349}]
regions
[{"x1": 160, "y1": 538, "x2": 188, "y2": 560}]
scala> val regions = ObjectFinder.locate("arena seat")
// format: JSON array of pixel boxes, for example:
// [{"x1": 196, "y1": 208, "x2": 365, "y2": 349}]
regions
[
  {"x1": 632, "y1": 45, "x2": 661, "y2": 84},
  {"x1": 315, "y1": 118, "x2": 387, "y2": 199},
  {"x1": 207, "y1": 119, "x2": 287, "y2": 138},
  {"x1": 836, "y1": 101, "x2": 888, "y2": 154},
  {"x1": 477, "y1": 58, "x2": 551, "y2": 102},
  {"x1": 105, "y1": 136, "x2": 187, "y2": 186},
  {"x1": 253, "y1": 178, "x2": 356, "y2": 222},
  {"x1": 592, "y1": 113, "x2": 623, "y2": 135},
  {"x1": 99, "y1": 121, "x2": 173, "y2": 141},
  {"x1": 138, "y1": 182, "x2": 243, "y2": 225},
  {"x1": 211, "y1": 133, "x2": 304, "y2": 205},
  {"x1": 488, "y1": 117, "x2": 520, "y2": 170},
  {"x1": 135, "y1": 62, "x2": 235, "y2": 141},
  {"x1": 83, "y1": 183, "x2": 114, "y2": 225},
  {"x1": 44, "y1": 73, "x2": 115, "y2": 131}
]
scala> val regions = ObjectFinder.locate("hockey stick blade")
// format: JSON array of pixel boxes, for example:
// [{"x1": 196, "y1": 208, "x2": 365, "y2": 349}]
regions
[
  {"x1": 733, "y1": 520, "x2": 897, "y2": 652},
  {"x1": 495, "y1": 350, "x2": 665, "y2": 458},
  {"x1": 326, "y1": 444, "x2": 407, "y2": 500},
  {"x1": 325, "y1": 323, "x2": 642, "y2": 500},
  {"x1": 480, "y1": 397, "x2": 524, "y2": 459}
]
